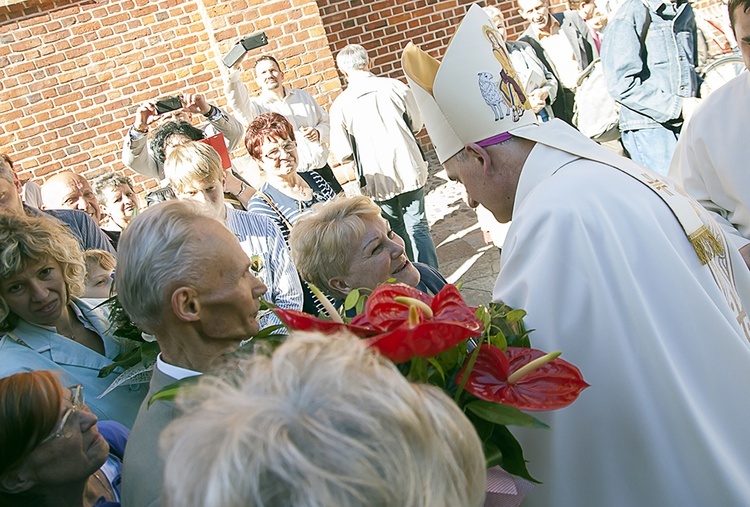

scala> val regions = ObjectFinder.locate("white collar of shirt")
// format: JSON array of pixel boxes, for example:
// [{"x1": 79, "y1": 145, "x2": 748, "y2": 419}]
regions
[
  {"x1": 259, "y1": 87, "x2": 293, "y2": 103},
  {"x1": 156, "y1": 353, "x2": 201, "y2": 380},
  {"x1": 513, "y1": 143, "x2": 579, "y2": 218}
]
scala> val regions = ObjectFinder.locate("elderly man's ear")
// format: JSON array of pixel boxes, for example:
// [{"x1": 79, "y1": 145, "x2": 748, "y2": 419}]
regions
[{"x1": 171, "y1": 287, "x2": 201, "y2": 323}]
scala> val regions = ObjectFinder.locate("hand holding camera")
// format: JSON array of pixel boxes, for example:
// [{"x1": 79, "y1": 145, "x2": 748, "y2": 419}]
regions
[
  {"x1": 180, "y1": 94, "x2": 212, "y2": 116},
  {"x1": 222, "y1": 32, "x2": 268, "y2": 68}
]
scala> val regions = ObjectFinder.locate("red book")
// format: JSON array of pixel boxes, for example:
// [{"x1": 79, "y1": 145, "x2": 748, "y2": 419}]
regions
[{"x1": 200, "y1": 132, "x2": 232, "y2": 169}]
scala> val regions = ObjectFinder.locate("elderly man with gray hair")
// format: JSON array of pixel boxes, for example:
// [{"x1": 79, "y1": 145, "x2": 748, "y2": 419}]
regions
[
  {"x1": 118, "y1": 200, "x2": 267, "y2": 507},
  {"x1": 330, "y1": 43, "x2": 439, "y2": 270},
  {"x1": 159, "y1": 330, "x2": 487, "y2": 507},
  {"x1": 0, "y1": 158, "x2": 115, "y2": 253}
]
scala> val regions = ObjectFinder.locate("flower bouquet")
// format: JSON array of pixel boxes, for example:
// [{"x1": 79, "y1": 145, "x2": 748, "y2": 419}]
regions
[{"x1": 274, "y1": 283, "x2": 589, "y2": 483}]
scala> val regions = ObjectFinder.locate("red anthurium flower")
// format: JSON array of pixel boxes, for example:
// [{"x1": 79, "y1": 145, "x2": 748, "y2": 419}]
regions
[
  {"x1": 273, "y1": 308, "x2": 379, "y2": 337},
  {"x1": 458, "y1": 345, "x2": 589, "y2": 411},
  {"x1": 355, "y1": 284, "x2": 433, "y2": 331},
  {"x1": 365, "y1": 284, "x2": 484, "y2": 363}
]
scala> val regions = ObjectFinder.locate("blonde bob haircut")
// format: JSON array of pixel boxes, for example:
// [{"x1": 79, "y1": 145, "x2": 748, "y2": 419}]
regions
[
  {"x1": 0, "y1": 213, "x2": 85, "y2": 332},
  {"x1": 160, "y1": 330, "x2": 487, "y2": 507},
  {"x1": 289, "y1": 195, "x2": 382, "y2": 300},
  {"x1": 163, "y1": 141, "x2": 224, "y2": 194}
]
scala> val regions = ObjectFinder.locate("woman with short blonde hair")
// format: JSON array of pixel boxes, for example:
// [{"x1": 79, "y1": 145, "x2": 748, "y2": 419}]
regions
[{"x1": 290, "y1": 194, "x2": 446, "y2": 301}]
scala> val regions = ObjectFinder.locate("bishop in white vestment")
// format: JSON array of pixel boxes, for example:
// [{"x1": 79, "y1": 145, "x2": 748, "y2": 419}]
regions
[{"x1": 403, "y1": 5, "x2": 750, "y2": 507}]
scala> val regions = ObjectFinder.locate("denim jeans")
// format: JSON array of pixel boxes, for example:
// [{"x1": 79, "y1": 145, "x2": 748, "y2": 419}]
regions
[
  {"x1": 621, "y1": 126, "x2": 679, "y2": 176},
  {"x1": 377, "y1": 186, "x2": 439, "y2": 269}
]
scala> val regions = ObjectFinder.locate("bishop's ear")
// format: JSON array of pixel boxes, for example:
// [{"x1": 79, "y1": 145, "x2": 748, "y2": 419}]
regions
[{"x1": 463, "y1": 142, "x2": 493, "y2": 175}]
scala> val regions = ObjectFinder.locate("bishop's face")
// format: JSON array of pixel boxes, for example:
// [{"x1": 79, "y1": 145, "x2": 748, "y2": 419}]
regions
[{"x1": 443, "y1": 147, "x2": 517, "y2": 224}]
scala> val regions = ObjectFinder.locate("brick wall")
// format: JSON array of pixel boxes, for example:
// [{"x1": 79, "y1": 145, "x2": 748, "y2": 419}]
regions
[
  {"x1": 0, "y1": 0, "x2": 727, "y2": 192},
  {"x1": 0, "y1": 0, "x2": 340, "y2": 191}
]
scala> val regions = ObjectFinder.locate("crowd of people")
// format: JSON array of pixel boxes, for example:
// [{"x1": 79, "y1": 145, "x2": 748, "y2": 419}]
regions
[{"x1": 0, "y1": 0, "x2": 749, "y2": 505}]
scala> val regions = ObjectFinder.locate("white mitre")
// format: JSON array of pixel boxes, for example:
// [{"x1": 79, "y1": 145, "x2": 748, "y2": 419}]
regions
[{"x1": 402, "y1": 3, "x2": 538, "y2": 163}]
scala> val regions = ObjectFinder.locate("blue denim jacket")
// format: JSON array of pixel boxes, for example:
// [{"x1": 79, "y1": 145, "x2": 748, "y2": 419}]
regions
[{"x1": 602, "y1": 0, "x2": 700, "y2": 130}]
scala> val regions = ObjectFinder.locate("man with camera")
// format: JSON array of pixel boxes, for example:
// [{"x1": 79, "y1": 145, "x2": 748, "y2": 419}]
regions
[
  {"x1": 224, "y1": 53, "x2": 342, "y2": 194},
  {"x1": 121, "y1": 92, "x2": 244, "y2": 180}
]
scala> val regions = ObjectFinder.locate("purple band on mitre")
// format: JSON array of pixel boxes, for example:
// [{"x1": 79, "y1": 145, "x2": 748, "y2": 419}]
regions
[{"x1": 476, "y1": 132, "x2": 513, "y2": 147}]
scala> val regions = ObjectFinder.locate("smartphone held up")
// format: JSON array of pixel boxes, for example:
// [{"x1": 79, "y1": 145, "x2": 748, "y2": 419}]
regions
[
  {"x1": 222, "y1": 32, "x2": 269, "y2": 68},
  {"x1": 154, "y1": 96, "x2": 183, "y2": 115}
]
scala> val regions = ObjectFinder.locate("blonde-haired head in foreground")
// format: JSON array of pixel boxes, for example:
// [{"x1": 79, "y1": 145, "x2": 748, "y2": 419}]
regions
[{"x1": 160, "y1": 330, "x2": 487, "y2": 507}]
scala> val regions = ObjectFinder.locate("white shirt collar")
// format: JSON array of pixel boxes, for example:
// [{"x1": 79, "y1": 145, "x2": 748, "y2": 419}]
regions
[{"x1": 156, "y1": 353, "x2": 201, "y2": 380}]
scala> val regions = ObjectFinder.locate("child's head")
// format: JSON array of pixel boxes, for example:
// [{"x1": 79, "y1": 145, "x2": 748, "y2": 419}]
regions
[
  {"x1": 83, "y1": 249, "x2": 116, "y2": 299},
  {"x1": 164, "y1": 142, "x2": 226, "y2": 219}
]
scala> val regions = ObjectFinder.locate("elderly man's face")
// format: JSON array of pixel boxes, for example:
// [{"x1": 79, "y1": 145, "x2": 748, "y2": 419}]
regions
[
  {"x1": 0, "y1": 177, "x2": 24, "y2": 216},
  {"x1": 443, "y1": 147, "x2": 516, "y2": 224},
  {"x1": 733, "y1": 3, "x2": 750, "y2": 71},
  {"x1": 518, "y1": 0, "x2": 551, "y2": 31},
  {"x1": 193, "y1": 221, "x2": 267, "y2": 342},
  {"x1": 43, "y1": 174, "x2": 102, "y2": 223}
]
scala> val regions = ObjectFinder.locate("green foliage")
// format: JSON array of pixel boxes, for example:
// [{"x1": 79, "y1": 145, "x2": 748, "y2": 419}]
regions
[
  {"x1": 465, "y1": 400, "x2": 549, "y2": 429},
  {"x1": 148, "y1": 376, "x2": 202, "y2": 406}
]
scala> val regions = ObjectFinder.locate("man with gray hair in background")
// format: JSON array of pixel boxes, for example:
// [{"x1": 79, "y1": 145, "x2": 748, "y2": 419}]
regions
[
  {"x1": 118, "y1": 199, "x2": 267, "y2": 507},
  {"x1": 0, "y1": 158, "x2": 115, "y2": 253},
  {"x1": 330, "y1": 44, "x2": 439, "y2": 269}
]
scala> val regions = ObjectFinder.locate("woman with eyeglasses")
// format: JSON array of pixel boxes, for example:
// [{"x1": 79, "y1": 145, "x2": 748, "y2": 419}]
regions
[
  {"x1": 0, "y1": 213, "x2": 146, "y2": 428},
  {"x1": 245, "y1": 112, "x2": 339, "y2": 314},
  {"x1": 0, "y1": 371, "x2": 128, "y2": 507}
]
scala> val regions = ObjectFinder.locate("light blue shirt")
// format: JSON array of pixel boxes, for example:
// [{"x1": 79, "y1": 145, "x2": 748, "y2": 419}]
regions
[{"x1": 0, "y1": 298, "x2": 146, "y2": 427}]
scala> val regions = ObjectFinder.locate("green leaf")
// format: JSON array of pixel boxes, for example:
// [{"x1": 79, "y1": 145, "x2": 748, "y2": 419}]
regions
[
  {"x1": 483, "y1": 440, "x2": 503, "y2": 469},
  {"x1": 505, "y1": 309, "x2": 527, "y2": 322},
  {"x1": 487, "y1": 330, "x2": 508, "y2": 350},
  {"x1": 465, "y1": 400, "x2": 549, "y2": 428},
  {"x1": 252, "y1": 324, "x2": 287, "y2": 341},
  {"x1": 491, "y1": 425, "x2": 541, "y2": 483},
  {"x1": 344, "y1": 290, "x2": 360, "y2": 311},
  {"x1": 426, "y1": 357, "x2": 445, "y2": 384},
  {"x1": 469, "y1": 414, "x2": 496, "y2": 442},
  {"x1": 148, "y1": 376, "x2": 201, "y2": 406},
  {"x1": 407, "y1": 356, "x2": 429, "y2": 383},
  {"x1": 355, "y1": 293, "x2": 367, "y2": 315},
  {"x1": 98, "y1": 347, "x2": 142, "y2": 378}
]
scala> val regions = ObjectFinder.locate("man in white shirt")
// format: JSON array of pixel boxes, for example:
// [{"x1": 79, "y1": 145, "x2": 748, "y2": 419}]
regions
[
  {"x1": 330, "y1": 44, "x2": 438, "y2": 269},
  {"x1": 225, "y1": 54, "x2": 342, "y2": 193},
  {"x1": 117, "y1": 200, "x2": 267, "y2": 507},
  {"x1": 669, "y1": 0, "x2": 750, "y2": 268},
  {"x1": 404, "y1": 6, "x2": 750, "y2": 506}
]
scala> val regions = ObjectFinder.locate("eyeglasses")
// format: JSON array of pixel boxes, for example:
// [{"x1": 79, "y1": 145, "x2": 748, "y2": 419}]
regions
[
  {"x1": 261, "y1": 141, "x2": 297, "y2": 160},
  {"x1": 40, "y1": 384, "x2": 84, "y2": 444}
]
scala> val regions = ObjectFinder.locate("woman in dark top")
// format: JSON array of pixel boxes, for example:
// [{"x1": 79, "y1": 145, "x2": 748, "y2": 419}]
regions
[
  {"x1": 244, "y1": 113, "x2": 338, "y2": 314},
  {"x1": 289, "y1": 194, "x2": 447, "y2": 309}
]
